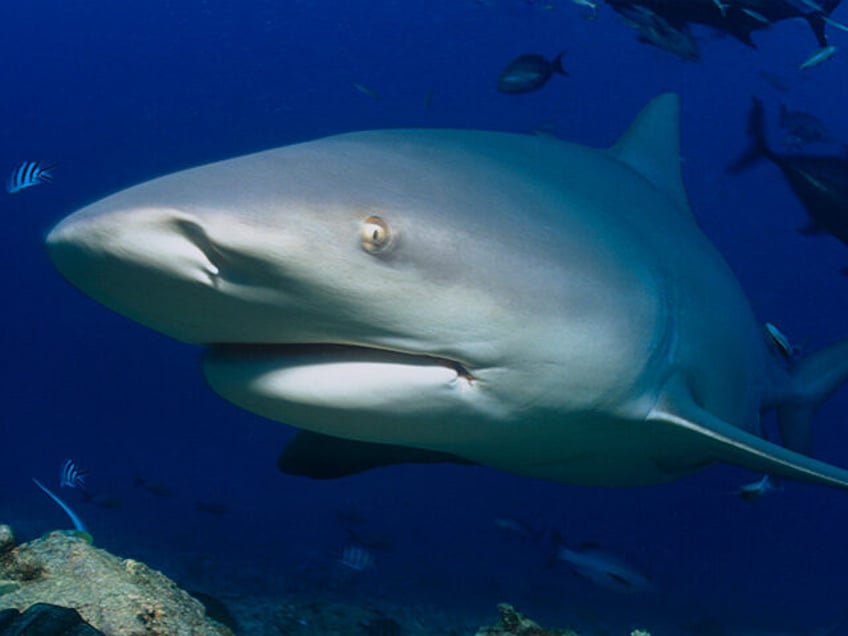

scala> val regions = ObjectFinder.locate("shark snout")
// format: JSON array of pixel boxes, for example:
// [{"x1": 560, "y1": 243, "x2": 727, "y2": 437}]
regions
[
  {"x1": 48, "y1": 206, "x2": 222, "y2": 287},
  {"x1": 46, "y1": 205, "x2": 243, "y2": 342}
]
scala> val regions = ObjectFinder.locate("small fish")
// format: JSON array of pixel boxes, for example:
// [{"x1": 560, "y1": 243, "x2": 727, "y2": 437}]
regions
[
  {"x1": 741, "y1": 8, "x2": 771, "y2": 24},
  {"x1": 553, "y1": 533, "x2": 653, "y2": 593},
  {"x1": 791, "y1": 0, "x2": 825, "y2": 12},
  {"x1": 134, "y1": 477, "x2": 174, "y2": 497},
  {"x1": 779, "y1": 104, "x2": 831, "y2": 149},
  {"x1": 7, "y1": 161, "x2": 56, "y2": 194},
  {"x1": 339, "y1": 543, "x2": 375, "y2": 571},
  {"x1": 735, "y1": 474, "x2": 782, "y2": 503},
  {"x1": 763, "y1": 322, "x2": 798, "y2": 362},
  {"x1": 617, "y1": 5, "x2": 700, "y2": 61},
  {"x1": 822, "y1": 14, "x2": 848, "y2": 33},
  {"x1": 800, "y1": 45, "x2": 837, "y2": 70},
  {"x1": 570, "y1": 0, "x2": 601, "y2": 19},
  {"x1": 59, "y1": 458, "x2": 86, "y2": 489},
  {"x1": 608, "y1": 0, "x2": 840, "y2": 54},
  {"x1": 711, "y1": 0, "x2": 728, "y2": 16},
  {"x1": 497, "y1": 52, "x2": 568, "y2": 94},
  {"x1": 353, "y1": 82, "x2": 381, "y2": 100}
]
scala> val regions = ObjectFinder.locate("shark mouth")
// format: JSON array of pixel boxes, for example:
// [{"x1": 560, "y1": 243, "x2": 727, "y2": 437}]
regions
[
  {"x1": 201, "y1": 342, "x2": 477, "y2": 419},
  {"x1": 205, "y1": 343, "x2": 475, "y2": 380}
]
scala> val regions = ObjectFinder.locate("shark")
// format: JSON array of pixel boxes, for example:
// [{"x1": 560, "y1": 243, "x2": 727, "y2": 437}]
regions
[
  {"x1": 605, "y1": 0, "x2": 842, "y2": 50},
  {"x1": 46, "y1": 94, "x2": 848, "y2": 488}
]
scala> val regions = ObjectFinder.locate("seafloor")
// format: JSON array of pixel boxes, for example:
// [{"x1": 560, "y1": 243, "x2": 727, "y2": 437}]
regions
[{"x1": 0, "y1": 525, "x2": 658, "y2": 636}]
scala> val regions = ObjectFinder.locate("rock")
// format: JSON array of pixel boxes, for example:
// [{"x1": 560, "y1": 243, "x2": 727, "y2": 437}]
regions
[
  {"x1": 476, "y1": 603, "x2": 579, "y2": 636},
  {"x1": 0, "y1": 602, "x2": 104, "y2": 635},
  {"x1": 187, "y1": 592, "x2": 239, "y2": 634},
  {"x1": 0, "y1": 527, "x2": 15, "y2": 554},
  {"x1": 0, "y1": 531, "x2": 233, "y2": 636},
  {"x1": 0, "y1": 610, "x2": 16, "y2": 631},
  {"x1": 0, "y1": 580, "x2": 20, "y2": 596}
]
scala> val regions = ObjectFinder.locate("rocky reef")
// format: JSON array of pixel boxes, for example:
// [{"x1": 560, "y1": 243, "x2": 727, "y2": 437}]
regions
[
  {"x1": 476, "y1": 603, "x2": 581, "y2": 636},
  {"x1": 0, "y1": 523, "x2": 654, "y2": 636},
  {"x1": 475, "y1": 603, "x2": 652, "y2": 636},
  {"x1": 0, "y1": 525, "x2": 233, "y2": 636}
]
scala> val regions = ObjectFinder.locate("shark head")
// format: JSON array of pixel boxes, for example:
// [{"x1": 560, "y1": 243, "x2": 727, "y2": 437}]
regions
[
  {"x1": 47, "y1": 95, "x2": 848, "y2": 488},
  {"x1": 47, "y1": 124, "x2": 665, "y2": 457}
]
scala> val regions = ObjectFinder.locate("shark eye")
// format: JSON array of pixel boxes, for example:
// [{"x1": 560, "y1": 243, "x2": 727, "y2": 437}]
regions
[{"x1": 360, "y1": 215, "x2": 393, "y2": 254}]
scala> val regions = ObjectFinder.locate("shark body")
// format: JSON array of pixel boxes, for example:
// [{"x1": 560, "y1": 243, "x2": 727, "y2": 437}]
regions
[
  {"x1": 606, "y1": 0, "x2": 841, "y2": 49},
  {"x1": 47, "y1": 95, "x2": 848, "y2": 488}
]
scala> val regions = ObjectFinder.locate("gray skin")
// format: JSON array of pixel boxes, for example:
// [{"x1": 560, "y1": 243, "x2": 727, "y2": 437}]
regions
[{"x1": 46, "y1": 95, "x2": 848, "y2": 489}]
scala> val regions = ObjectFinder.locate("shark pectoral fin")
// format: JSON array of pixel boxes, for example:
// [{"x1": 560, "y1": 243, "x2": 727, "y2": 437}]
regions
[
  {"x1": 648, "y1": 383, "x2": 848, "y2": 489},
  {"x1": 277, "y1": 430, "x2": 475, "y2": 479}
]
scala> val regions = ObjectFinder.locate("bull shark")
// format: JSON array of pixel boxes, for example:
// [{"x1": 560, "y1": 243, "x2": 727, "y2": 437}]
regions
[{"x1": 46, "y1": 94, "x2": 848, "y2": 488}]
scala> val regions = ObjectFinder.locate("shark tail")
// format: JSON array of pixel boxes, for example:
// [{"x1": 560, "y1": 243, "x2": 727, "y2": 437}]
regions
[
  {"x1": 727, "y1": 97, "x2": 776, "y2": 174},
  {"x1": 778, "y1": 337, "x2": 848, "y2": 456}
]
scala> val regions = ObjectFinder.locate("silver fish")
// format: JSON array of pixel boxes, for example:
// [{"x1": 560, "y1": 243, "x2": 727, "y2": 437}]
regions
[
  {"x1": 800, "y1": 45, "x2": 837, "y2": 69},
  {"x1": 556, "y1": 539, "x2": 653, "y2": 593},
  {"x1": 764, "y1": 322, "x2": 797, "y2": 362},
  {"x1": 735, "y1": 474, "x2": 781, "y2": 503}
]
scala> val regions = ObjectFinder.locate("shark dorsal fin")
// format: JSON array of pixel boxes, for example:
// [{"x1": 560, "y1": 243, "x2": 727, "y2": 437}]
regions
[{"x1": 610, "y1": 93, "x2": 692, "y2": 216}]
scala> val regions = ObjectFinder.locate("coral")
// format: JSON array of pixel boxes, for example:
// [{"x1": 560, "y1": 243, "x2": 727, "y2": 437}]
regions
[
  {"x1": 0, "y1": 530, "x2": 233, "y2": 636},
  {"x1": 476, "y1": 603, "x2": 579, "y2": 636},
  {"x1": 0, "y1": 525, "x2": 14, "y2": 554}
]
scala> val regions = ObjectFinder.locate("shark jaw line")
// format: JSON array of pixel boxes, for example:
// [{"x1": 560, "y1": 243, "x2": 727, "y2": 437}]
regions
[
  {"x1": 201, "y1": 342, "x2": 480, "y2": 423},
  {"x1": 205, "y1": 342, "x2": 476, "y2": 381}
]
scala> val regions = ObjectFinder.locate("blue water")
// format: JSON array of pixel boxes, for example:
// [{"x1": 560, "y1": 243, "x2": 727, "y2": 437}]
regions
[{"x1": 3, "y1": 0, "x2": 848, "y2": 633}]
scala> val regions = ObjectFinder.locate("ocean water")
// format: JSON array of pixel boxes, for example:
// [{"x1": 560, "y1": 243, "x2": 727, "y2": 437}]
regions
[{"x1": 2, "y1": 0, "x2": 848, "y2": 634}]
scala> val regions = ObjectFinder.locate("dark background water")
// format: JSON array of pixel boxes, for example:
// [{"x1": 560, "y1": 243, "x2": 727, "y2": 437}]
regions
[{"x1": 2, "y1": 0, "x2": 848, "y2": 633}]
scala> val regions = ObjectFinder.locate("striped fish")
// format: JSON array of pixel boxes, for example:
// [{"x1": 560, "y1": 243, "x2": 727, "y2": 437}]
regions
[
  {"x1": 33, "y1": 478, "x2": 90, "y2": 537},
  {"x1": 339, "y1": 544, "x2": 375, "y2": 571},
  {"x1": 7, "y1": 161, "x2": 56, "y2": 194},
  {"x1": 59, "y1": 458, "x2": 86, "y2": 489}
]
